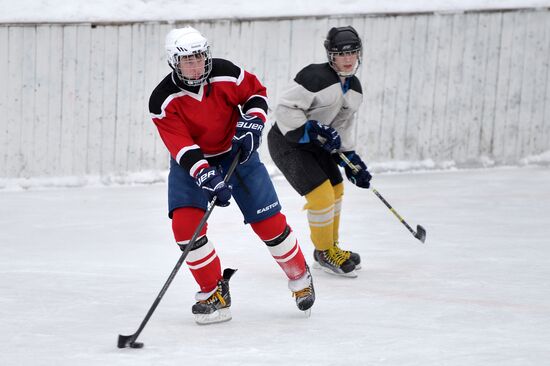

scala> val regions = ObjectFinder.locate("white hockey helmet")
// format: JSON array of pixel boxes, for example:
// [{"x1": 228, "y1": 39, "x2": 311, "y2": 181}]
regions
[{"x1": 165, "y1": 26, "x2": 212, "y2": 86}]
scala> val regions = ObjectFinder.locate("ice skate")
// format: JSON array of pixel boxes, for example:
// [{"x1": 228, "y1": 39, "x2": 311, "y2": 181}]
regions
[
  {"x1": 313, "y1": 246, "x2": 357, "y2": 278},
  {"x1": 192, "y1": 268, "x2": 237, "y2": 325},
  {"x1": 334, "y1": 241, "x2": 361, "y2": 270},
  {"x1": 289, "y1": 265, "x2": 315, "y2": 316}
]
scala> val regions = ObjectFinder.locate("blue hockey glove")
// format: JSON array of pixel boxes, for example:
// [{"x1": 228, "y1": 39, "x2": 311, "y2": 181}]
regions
[
  {"x1": 195, "y1": 167, "x2": 232, "y2": 206},
  {"x1": 232, "y1": 114, "x2": 264, "y2": 164},
  {"x1": 305, "y1": 120, "x2": 341, "y2": 152},
  {"x1": 339, "y1": 152, "x2": 372, "y2": 188}
]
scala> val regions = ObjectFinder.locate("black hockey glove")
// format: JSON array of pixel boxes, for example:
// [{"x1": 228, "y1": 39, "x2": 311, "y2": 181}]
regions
[
  {"x1": 338, "y1": 152, "x2": 372, "y2": 188},
  {"x1": 232, "y1": 114, "x2": 264, "y2": 164},
  {"x1": 195, "y1": 167, "x2": 232, "y2": 207},
  {"x1": 305, "y1": 120, "x2": 341, "y2": 152}
]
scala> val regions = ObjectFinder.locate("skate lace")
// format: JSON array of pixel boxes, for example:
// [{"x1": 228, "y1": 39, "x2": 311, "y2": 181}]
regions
[
  {"x1": 325, "y1": 246, "x2": 348, "y2": 266},
  {"x1": 292, "y1": 286, "x2": 312, "y2": 299},
  {"x1": 201, "y1": 285, "x2": 226, "y2": 306},
  {"x1": 333, "y1": 241, "x2": 351, "y2": 261}
]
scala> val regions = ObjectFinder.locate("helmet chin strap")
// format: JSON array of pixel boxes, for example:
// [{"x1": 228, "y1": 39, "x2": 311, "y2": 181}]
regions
[{"x1": 183, "y1": 76, "x2": 205, "y2": 86}]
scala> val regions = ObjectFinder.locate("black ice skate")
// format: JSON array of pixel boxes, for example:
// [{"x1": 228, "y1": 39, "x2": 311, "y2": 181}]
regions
[
  {"x1": 192, "y1": 268, "x2": 237, "y2": 325},
  {"x1": 313, "y1": 246, "x2": 357, "y2": 278},
  {"x1": 333, "y1": 241, "x2": 361, "y2": 270},
  {"x1": 288, "y1": 265, "x2": 315, "y2": 315}
]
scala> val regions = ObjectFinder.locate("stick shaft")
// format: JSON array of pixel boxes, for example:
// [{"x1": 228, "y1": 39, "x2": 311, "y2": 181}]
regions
[
  {"x1": 370, "y1": 187, "x2": 417, "y2": 236},
  {"x1": 122, "y1": 152, "x2": 241, "y2": 346},
  {"x1": 337, "y1": 152, "x2": 422, "y2": 240}
]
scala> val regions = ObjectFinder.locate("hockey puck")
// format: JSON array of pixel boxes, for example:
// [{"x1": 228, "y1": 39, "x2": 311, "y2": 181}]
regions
[{"x1": 130, "y1": 342, "x2": 144, "y2": 349}]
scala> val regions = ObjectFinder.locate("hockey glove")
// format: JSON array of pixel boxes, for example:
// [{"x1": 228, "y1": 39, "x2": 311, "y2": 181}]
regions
[
  {"x1": 338, "y1": 152, "x2": 372, "y2": 188},
  {"x1": 232, "y1": 114, "x2": 264, "y2": 164},
  {"x1": 305, "y1": 120, "x2": 341, "y2": 152},
  {"x1": 195, "y1": 167, "x2": 232, "y2": 207}
]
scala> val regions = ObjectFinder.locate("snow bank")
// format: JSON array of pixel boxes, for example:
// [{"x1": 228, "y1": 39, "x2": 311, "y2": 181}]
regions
[
  {"x1": 1, "y1": 0, "x2": 549, "y2": 23},
  {"x1": 2, "y1": 155, "x2": 549, "y2": 191}
]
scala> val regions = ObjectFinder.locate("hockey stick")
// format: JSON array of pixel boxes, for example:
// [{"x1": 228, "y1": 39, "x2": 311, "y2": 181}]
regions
[
  {"x1": 117, "y1": 150, "x2": 241, "y2": 349},
  {"x1": 338, "y1": 152, "x2": 426, "y2": 243}
]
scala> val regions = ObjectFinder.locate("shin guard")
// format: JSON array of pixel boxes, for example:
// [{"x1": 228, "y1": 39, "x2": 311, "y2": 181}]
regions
[
  {"x1": 172, "y1": 207, "x2": 221, "y2": 293},
  {"x1": 251, "y1": 213, "x2": 306, "y2": 280},
  {"x1": 304, "y1": 180, "x2": 336, "y2": 251}
]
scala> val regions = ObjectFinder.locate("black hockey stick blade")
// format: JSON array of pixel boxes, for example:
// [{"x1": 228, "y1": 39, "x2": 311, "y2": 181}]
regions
[
  {"x1": 415, "y1": 225, "x2": 427, "y2": 243},
  {"x1": 118, "y1": 334, "x2": 144, "y2": 349}
]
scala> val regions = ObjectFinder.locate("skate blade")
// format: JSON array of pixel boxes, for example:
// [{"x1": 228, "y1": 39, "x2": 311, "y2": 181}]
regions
[
  {"x1": 312, "y1": 262, "x2": 358, "y2": 278},
  {"x1": 303, "y1": 309, "x2": 311, "y2": 318},
  {"x1": 194, "y1": 308, "x2": 232, "y2": 325},
  {"x1": 355, "y1": 264, "x2": 362, "y2": 270}
]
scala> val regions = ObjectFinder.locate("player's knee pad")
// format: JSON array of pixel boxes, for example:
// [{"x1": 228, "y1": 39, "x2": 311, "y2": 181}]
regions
[
  {"x1": 172, "y1": 208, "x2": 214, "y2": 267},
  {"x1": 333, "y1": 182, "x2": 344, "y2": 202},
  {"x1": 183, "y1": 235, "x2": 219, "y2": 270},
  {"x1": 264, "y1": 224, "x2": 292, "y2": 247},
  {"x1": 263, "y1": 225, "x2": 299, "y2": 262},
  {"x1": 172, "y1": 207, "x2": 207, "y2": 243},
  {"x1": 172, "y1": 208, "x2": 220, "y2": 293},
  {"x1": 250, "y1": 213, "x2": 297, "y2": 261},
  {"x1": 249, "y1": 212, "x2": 287, "y2": 241},
  {"x1": 262, "y1": 224, "x2": 306, "y2": 280},
  {"x1": 177, "y1": 235, "x2": 208, "y2": 252},
  {"x1": 304, "y1": 179, "x2": 336, "y2": 211}
]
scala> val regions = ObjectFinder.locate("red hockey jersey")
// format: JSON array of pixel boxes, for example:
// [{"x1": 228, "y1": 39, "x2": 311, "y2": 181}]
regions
[{"x1": 149, "y1": 58, "x2": 268, "y2": 177}]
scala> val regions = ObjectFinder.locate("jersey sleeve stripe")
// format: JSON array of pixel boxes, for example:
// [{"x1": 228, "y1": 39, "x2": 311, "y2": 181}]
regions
[
  {"x1": 176, "y1": 145, "x2": 208, "y2": 177},
  {"x1": 209, "y1": 67, "x2": 244, "y2": 85},
  {"x1": 209, "y1": 76, "x2": 238, "y2": 84},
  {"x1": 244, "y1": 94, "x2": 267, "y2": 104},
  {"x1": 236, "y1": 67, "x2": 244, "y2": 85},
  {"x1": 189, "y1": 159, "x2": 209, "y2": 178},
  {"x1": 242, "y1": 95, "x2": 268, "y2": 118},
  {"x1": 176, "y1": 144, "x2": 201, "y2": 163},
  {"x1": 245, "y1": 107, "x2": 267, "y2": 120}
]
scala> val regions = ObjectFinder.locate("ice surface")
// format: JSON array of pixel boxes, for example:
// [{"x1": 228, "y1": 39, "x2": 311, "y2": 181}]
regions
[{"x1": 1, "y1": 167, "x2": 549, "y2": 365}]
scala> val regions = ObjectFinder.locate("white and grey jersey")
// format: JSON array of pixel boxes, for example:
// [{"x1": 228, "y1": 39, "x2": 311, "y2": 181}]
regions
[{"x1": 274, "y1": 62, "x2": 363, "y2": 151}]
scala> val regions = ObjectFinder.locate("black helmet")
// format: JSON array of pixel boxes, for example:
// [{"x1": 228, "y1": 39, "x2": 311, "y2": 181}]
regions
[
  {"x1": 324, "y1": 26, "x2": 362, "y2": 53},
  {"x1": 324, "y1": 26, "x2": 362, "y2": 76}
]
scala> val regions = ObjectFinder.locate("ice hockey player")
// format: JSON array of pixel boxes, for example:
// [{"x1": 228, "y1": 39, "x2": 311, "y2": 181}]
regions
[
  {"x1": 148, "y1": 26, "x2": 314, "y2": 324},
  {"x1": 268, "y1": 25, "x2": 372, "y2": 278}
]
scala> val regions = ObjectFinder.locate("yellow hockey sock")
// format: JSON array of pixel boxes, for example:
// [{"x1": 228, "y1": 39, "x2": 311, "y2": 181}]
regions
[
  {"x1": 332, "y1": 182, "x2": 344, "y2": 243},
  {"x1": 304, "y1": 180, "x2": 336, "y2": 251}
]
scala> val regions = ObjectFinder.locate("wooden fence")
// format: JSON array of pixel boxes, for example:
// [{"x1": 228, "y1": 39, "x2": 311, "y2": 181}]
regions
[{"x1": 1, "y1": 8, "x2": 549, "y2": 179}]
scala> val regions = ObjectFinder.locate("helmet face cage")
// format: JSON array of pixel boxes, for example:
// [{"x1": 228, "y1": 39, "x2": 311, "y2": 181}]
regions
[
  {"x1": 327, "y1": 49, "x2": 362, "y2": 77},
  {"x1": 165, "y1": 27, "x2": 213, "y2": 86},
  {"x1": 324, "y1": 26, "x2": 363, "y2": 77},
  {"x1": 169, "y1": 48, "x2": 213, "y2": 86}
]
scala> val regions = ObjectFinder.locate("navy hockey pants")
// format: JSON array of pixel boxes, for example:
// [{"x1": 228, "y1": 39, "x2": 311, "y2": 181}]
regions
[{"x1": 168, "y1": 151, "x2": 281, "y2": 224}]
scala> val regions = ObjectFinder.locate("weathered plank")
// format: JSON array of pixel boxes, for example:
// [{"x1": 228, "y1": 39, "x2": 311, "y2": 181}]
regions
[
  {"x1": 2, "y1": 9, "x2": 550, "y2": 180},
  {"x1": 0, "y1": 26, "x2": 8, "y2": 178}
]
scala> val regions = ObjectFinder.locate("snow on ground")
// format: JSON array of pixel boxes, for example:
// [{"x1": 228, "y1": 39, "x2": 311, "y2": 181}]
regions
[
  {"x1": 2, "y1": 148, "x2": 550, "y2": 191},
  {"x1": 1, "y1": 0, "x2": 550, "y2": 23},
  {"x1": 1, "y1": 166, "x2": 549, "y2": 365}
]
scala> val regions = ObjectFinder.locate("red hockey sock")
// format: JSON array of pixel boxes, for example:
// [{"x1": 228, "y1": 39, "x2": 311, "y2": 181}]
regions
[
  {"x1": 250, "y1": 213, "x2": 307, "y2": 280},
  {"x1": 172, "y1": 207, "x2": 221, "y2": 293}
]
